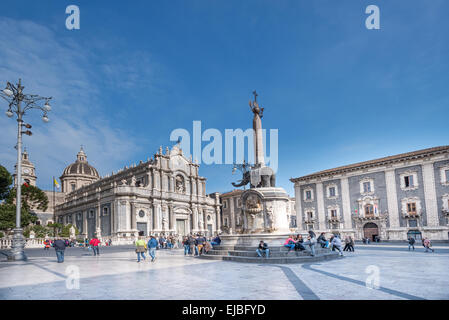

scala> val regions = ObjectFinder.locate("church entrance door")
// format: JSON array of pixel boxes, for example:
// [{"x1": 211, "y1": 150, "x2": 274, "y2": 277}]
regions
[
  {"x1": 207, "y1": 224, "x2": 213, "y2": 236},
  {"x1": 363, "y1": 222, "x2": 379, "y2": 241},
  {"x1": 176, "y1": 219, "x2": 186, "y2": 236},
  {"x1": 137, "y1": 222, "x2": 147, "y2": 236}
]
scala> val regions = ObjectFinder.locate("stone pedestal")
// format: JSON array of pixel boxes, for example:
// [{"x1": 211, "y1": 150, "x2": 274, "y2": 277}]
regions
[
  {"x1": 8, "y1": 228, "x2": 27, "y2": 261},
  {"x1": 240, "y1": 187, "x2": 290, "y2": 234},
  {"x1": 221, "y1": 187, "x2": 292, "y2": 246}
]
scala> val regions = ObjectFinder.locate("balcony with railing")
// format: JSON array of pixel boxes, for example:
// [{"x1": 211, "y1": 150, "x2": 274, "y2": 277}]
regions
[{"x1": 402, "y1": 209, "x2": 422, "y2": 219}]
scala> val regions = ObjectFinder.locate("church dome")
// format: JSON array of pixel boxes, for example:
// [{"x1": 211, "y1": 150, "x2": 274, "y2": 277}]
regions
[{"x1": 61, "y1": 147, "x2": 99, "y2": 179}]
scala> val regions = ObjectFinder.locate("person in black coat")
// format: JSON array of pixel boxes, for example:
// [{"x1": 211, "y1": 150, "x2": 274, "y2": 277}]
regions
[
  {"x1": 53, "y1": 238, "x2": 67, "y2": 263},
  {"x1": 408, "y1": 237, "x2": 415, "y2": 251}
]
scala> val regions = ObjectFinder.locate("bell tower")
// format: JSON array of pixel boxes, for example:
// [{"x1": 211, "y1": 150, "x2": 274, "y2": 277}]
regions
[{"x1": 13, "y1": 148, "x2": 37, "y2": 187}]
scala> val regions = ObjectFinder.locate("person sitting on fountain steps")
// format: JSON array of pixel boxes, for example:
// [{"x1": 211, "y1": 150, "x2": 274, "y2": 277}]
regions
[
  {"x1": 294, "y1": 234, "x2": 306, "y2": 251},
  {"x1": 284, "y1": 235, "x2": 296, "y2": 253},
  {"x1": 256, "y1": 241, "x2": 269, "y2": 258},
  {"x1": 303, "y1": 231, "x2": 317, "y2": 257}
]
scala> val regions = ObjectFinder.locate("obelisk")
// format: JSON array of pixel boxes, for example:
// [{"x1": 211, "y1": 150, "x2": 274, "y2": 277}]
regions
[{"x1": 250, "y1": 90, "x2": 265, "y2": 166}]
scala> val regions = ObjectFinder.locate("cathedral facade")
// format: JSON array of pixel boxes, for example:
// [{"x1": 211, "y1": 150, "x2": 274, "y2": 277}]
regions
[
  {"x1": 52, "y1": 145, "x2": 221, "y2": 242},
  {"x1": 291, "y1": 146, "x2": 449, "y2": 241}
]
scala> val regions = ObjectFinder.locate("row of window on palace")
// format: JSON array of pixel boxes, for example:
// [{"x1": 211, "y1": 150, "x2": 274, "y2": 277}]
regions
[
  {"x1": 59, "y1": 207, "x2": 110, "y2": 223},
  {"x1": 303, "y1": 202, "x2": 418, "y2": 221},
  {"x1": 303, "y1": 169, "x2": 449, "y2": 201}
]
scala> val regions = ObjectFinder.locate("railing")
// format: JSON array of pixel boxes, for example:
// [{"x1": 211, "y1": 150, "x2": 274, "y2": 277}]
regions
[
  {"x1": 1, "y1": 238, "x2": 47, "y2": 249},
  {"x1": 403, "y1": 210, "x2": 422, "y2": 218}
]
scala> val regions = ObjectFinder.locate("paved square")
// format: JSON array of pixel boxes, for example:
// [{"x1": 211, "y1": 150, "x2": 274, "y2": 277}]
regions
[{"x1": 1, "y1": 244, "x2": 448, "y2": 300}]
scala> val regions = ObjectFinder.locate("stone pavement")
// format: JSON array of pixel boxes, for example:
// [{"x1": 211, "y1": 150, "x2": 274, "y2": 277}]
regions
[{"x1": 0, "y1": 244, "x2": 448, "y2": 300}]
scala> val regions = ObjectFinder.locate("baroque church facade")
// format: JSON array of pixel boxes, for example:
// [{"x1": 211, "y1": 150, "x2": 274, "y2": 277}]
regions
[
  {"x1": 17, "y1": 145, "x2": 221, "y2": 242},
  {"x1": 54, "y1": 145, "x2": 221, "y2": 242},
  {"x1": 291, "y1": 146, "x2": 449, "y2": 241}
]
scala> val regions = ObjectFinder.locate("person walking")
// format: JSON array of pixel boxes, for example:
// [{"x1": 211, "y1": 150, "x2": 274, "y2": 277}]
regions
[
  {"x1": 343, "y1": 236, "x2": 351, "y2": 252},
  {"x1": 89, "y1": 236, "x2": 101, "y2": 256},
  {"x1": 348, "y1": 236, "x2": 355, "y2": 252},
  {"x1": 53, "y1": 237, "x2": 67, "y2": 263},
  {"x1": 135, "y1": 236, "x2": 147, "y2": 262},
  {"x1": 188, "y1": 234, "x2": 195, "y2": 256},
  {"x1": 182, "y1": 236, "x2": 190, "y2": 255},
  {"x1": 44, "y1": 239, "x2": 51, "y2": 250},
  {"x1": 423, "y1": 238, "x2": 434, "y2": 253},
  {"x1": 408, "y1": 237, "x2": 415, "y2": 251},
  {"x1": 147, "y1": 235, "x2": 158, "y2": 262}
]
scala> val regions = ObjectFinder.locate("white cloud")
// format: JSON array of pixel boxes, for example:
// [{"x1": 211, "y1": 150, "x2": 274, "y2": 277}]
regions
[{"x1": 0, "y1": 17, "x2": 147, "y2": 190}]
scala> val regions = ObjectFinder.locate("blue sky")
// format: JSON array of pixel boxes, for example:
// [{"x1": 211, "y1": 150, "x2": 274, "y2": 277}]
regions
[{"x1": 0, "y1": 0, "x2": 448, "y2": 196}]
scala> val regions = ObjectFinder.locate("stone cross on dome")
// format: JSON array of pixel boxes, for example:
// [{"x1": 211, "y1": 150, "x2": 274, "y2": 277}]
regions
[{"x1": 77, "y1": 145, "x2": 87, "y2": 162}]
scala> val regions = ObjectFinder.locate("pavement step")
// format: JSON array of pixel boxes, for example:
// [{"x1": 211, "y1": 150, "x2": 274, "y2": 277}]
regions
[
  {"x1": 228, "y1": 250, "x2": 313, "y2": 257},
  {"x1": 213, "y1": 245, "x2": 329, "y2": 253},
  {"x1": 199, "y1": 251, "x2": 341, "y2": 264}
]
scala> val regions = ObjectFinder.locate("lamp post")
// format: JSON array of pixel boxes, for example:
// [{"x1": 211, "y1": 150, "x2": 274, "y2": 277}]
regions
[{"x1": 1, "y1": 79, "x2": 51, "y2": 261}]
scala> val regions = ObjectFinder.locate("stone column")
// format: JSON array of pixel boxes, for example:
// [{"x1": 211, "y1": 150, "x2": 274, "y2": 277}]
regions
[
  {"x1": 422, "y1": 162, "x2": 439, "y2": 227},
  {"x1": 96, "y1": 203, "x2": 101, "y2": 237},
  {"x1": 130, "y1": 202, "x2": 137, "y2": 232},
  {"x1": 316, "y1": 182, "x2": 326, "y2": 231},
  {"x1": 147, "y1": 171, "x2": 152, "y2": 189},
  {"x1": 192, "y1": 206, "x2": 199, "y2": 232},
  {"x1": 170, "y1": 205, "x2": 176, "y2": 232},
  {"x1": 170, "y1": 176, "x2": 175, "y2": 193},
  {"x1": 294, "y1": 183, "x2": 303, "y2": 231},
  {"x1": 230, "y1": 197, "x2": 236, "y2": 232},
  {"x1": 153, "y1": 203, "x2": 160, "y2": 230},
  {"x1": 151, "y1": 170, "x2": 156, "y2": 189},
  {"x1": 215, "y1": 199, "x2": 221, "y2": 232},
  {"x1": 111, "y1": 201, "x2": 116, "y2": 236},
  {"x1": 341, "y1": 177, "x2": 353, "y2": 230},
  {"x1": 82, "y1": 211, "x2": 88, "y2": 237},
  {"x1": 71, "y1": 212, "x2": 76, "y2": 227},
  {"x1": 385, "y1": 169, "x2": 400, "y2": 229}
]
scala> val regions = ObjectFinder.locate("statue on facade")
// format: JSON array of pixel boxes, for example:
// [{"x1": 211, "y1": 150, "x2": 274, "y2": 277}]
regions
[
  {"x1": 130, "y1": 176, "x2": 136, "y2": 186},
  {"x1": 176, "y1": 175, "x2": 185, "y2": 193}
]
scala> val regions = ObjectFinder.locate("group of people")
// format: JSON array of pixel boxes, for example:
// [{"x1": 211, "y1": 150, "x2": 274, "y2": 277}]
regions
[
  {"x1": 157, "y1": 234, "x2": 179, "y2": 249},
  {"x1": 49, "y1": 235, "x2": 102, "y2": 263},
  {"x1": 408, "y1": 236, "x2": 435, "y2": 252},
  {"x1": 135, "y1": 236, "x2": 159, "y2": 262},
  {"x1": 279, "y1": 231, "x2": 346, "y2": 257},
  {"x1": 43, "y1": 238, "x2": 77, "y2": 250},
  {"x1": 182, "y1": 234, "x2": 220, "y2": 256}
]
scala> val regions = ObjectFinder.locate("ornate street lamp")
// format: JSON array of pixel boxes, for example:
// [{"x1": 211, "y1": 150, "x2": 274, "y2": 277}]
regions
[{"x1": 0, "y1": 79, "x2": 52, "y2": 261}]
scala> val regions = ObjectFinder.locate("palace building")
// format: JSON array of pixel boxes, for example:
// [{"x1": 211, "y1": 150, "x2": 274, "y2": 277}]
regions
[{"x1": 290, "y1": 146, "x2": 449, "y2": 241}]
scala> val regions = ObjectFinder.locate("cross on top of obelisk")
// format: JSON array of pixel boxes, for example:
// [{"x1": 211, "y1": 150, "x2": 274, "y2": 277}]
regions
[{"x1": 252, "y1": 90, "x2": 258, "y2": 102}]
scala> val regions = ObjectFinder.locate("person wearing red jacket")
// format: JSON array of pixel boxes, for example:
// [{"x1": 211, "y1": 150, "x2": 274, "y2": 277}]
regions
[{"x1": 89, "y1": 236, "x2": 101, "y2": 256}]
